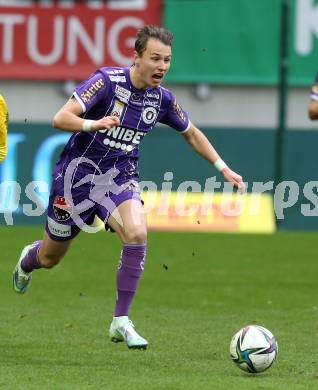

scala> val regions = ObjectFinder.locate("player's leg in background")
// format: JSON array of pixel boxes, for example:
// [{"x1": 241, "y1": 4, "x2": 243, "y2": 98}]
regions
[
  {"x1": 20, "y1": 232, "x2": 73, "y2": 271},
  {"x1": 38, "y1": 231, "x2": 73, "y2": 269},
  {"x1": 107, "y1": 198, "x2": 148, "y2": 349},
  {"x1": 13, "y1": 232, "x2": 73, "y2": 294}
]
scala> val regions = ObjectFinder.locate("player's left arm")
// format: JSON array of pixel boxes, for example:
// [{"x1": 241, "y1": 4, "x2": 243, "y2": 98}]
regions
[{"x1": 182, "y1": 123, "x2": 245, "y2": 191}]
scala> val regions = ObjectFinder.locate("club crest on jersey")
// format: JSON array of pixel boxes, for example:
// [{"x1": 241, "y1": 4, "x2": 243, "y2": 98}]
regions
[
  {"x1": 142, "y1": 107, "x2": 157, "y2": 124},
  {"x1": 53, "y1": 196, "x2": 73, "y2": 221},
  {"x1": 115, "y1": 84, "x2": 131, "y2": 103}
]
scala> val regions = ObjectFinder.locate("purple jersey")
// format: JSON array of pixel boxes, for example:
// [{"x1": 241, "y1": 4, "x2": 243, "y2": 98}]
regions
[
  {"x1": 57, "y1": 66, "x2": 190, "y2": 185},
  {"x1": 46, "y1": 66, "x2": 190, "y2": 240}
]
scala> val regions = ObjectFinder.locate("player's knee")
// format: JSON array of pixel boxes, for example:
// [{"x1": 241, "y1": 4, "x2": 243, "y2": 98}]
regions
[{"x1": 123, "y1": 227, "x2": 147, "y2": 244}]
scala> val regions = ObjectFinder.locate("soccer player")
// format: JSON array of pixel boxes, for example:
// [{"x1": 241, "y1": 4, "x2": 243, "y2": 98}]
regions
[
  {"x1": 13, "y1": 25, "x2": 244, "y2": 349},
  {"x1": 0, "y1": 94, "x2": 8, "y2": 162},
  {"x1": 308, "y1": 72, "x2": 318, "y2": 119}
]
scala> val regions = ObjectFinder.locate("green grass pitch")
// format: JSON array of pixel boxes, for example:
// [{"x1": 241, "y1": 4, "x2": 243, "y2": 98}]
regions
[{"x1": 1, "y1": 226, "x2": 318, "y2": 389}]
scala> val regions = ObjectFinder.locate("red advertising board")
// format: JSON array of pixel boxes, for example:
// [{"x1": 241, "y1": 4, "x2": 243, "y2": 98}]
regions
[{"x1": 0, "y1": 0, "x2": 161, "y2": 80}]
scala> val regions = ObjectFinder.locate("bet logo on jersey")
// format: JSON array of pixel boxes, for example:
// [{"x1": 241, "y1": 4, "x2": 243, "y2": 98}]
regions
[
  {"x1": 53, "y1": 196, "x2": 73, "y2": 221},
  {"x1": 142, "y1": 107, "x2": 157, "y2": 124}
]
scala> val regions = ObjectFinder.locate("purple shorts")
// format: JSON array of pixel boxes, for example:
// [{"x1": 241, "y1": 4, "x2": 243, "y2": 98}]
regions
[{"x1": 45, "y1": 177, "x2": 142, "y2": 241}]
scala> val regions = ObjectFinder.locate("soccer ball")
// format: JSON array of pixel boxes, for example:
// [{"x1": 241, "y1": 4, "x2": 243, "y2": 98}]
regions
[{"x1": 230, "y1": 325, "x2": 278, "y2": 373}]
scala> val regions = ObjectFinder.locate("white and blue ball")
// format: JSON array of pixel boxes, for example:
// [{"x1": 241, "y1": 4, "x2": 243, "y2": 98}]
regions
[{"x1": 230, "y1": 325, "x2": 278, "y2": 373}]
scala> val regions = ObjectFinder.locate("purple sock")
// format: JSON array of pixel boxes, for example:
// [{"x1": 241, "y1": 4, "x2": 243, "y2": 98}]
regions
[
  {"x1": 20, "y1": 240, "x2": 43, "y2": 273},
  {"x1": 114, "y1": 243, "x2": 147, "y2": 317}
]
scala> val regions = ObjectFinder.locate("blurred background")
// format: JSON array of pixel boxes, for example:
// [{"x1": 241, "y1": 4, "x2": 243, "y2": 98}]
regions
[{"x1": 0, "y1": 0, "x2": 317, "y2": 230}]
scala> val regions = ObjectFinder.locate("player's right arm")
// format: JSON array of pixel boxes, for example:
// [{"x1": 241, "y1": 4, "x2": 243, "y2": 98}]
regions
[
  {"x1": 308, "y1": 74, "x2": 318, "y2": 120},
  {"x1": 53, "y1": 70, "x2": 120, "y2": 132},
  {"x1": 159, "y1": 91, "x2": 245, "y2": 191},
  {"x1": 53, "y1": 97, "x2": 119, "y2": 132}
]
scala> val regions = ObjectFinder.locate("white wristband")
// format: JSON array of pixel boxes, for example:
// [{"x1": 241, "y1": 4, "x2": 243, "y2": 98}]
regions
[
  {"x1": 214, "y1": 158, "x2": 227, "y2": 172},
  {"x1": 82, "y1": 119, "x2": 95, "y2": 132},
  {"x1": 310, "y1": 92, "x2": 318, "y2": 101}
]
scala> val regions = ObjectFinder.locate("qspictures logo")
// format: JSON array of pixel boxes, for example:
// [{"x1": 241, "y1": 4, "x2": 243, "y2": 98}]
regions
[{"x1": 2, "y1": 157, "x2": 318, "y2": 228}]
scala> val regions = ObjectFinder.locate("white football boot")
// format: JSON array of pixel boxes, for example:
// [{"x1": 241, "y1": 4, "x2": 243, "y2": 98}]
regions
[
  {"x1": 12, "y1": 245, "x2": 32, "y2": 294},
  {"x1": 109, "y1": 316, "x2": 148, "y2": 349}
]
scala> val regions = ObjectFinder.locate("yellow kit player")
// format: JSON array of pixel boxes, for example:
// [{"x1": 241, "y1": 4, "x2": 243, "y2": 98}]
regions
[{"x1": 0, "y1": 94, "x2": 8, "y2": 162}]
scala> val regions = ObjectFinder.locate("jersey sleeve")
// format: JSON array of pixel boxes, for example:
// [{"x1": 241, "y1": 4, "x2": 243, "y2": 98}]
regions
[
  {"x1": 73, "y1": 71, "x2": 109, "y2": 113},
  {"x1": 159, "y1": 90, "x2": 191, "y2": 133},
  {"x1": 311, "y1": 72, "x2": 318, "y2": 101}
]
